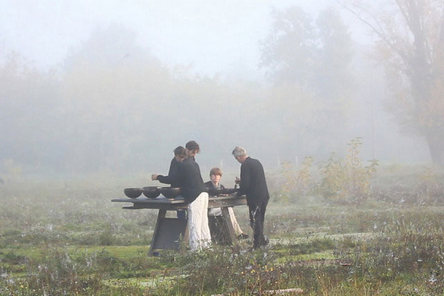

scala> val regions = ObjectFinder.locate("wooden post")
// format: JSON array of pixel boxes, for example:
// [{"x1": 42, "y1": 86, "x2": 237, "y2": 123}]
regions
[
  {"x1": 148, "y1": 209, "x2": 166, "y2": 256},
  {"x1": 221, "y1": 207, "x2": 237, "y2": 243}
]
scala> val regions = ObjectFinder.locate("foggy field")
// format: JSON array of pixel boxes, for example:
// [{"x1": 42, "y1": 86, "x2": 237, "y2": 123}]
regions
[
  {"x1": 0, "y1": 166, "x2": 443, "y2": 295},
  {"x1": 1, "y1": 0, "x2": 444, "y2": 295}
]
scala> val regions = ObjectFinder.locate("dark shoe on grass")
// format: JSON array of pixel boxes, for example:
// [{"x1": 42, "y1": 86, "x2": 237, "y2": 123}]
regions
[{"x1": 237, "y1": 233, "x2": 249, "y2": 239}]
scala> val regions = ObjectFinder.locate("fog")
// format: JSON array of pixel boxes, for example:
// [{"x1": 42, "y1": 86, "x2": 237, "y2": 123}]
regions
[{"x1": 1, "y1": 0, "x2": 441, "y2": 179}]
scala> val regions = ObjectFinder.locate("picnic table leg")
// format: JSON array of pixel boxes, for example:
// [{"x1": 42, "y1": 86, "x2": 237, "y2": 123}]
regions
[
  {"x1": 148, "y1": 209, "x2": 166, "y2": 256},
  {"x1": 221, "y1": 207, "x2": 237, "y2": 244}
]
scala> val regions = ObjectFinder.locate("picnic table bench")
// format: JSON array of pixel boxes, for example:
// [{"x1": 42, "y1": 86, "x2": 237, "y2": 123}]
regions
[{"x1": 112, "y1": 194, "x2": 247, "y2": 255}]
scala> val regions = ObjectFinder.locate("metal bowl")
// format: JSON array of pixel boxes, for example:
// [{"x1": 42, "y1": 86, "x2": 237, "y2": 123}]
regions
[
  {"x1": 160, "y1": 187, "x2": 181, "y2": 199},
  {"x1": 142, "y1": 186, "x2": 161, "y2": 199},
  {"x1": 124, "y1": 188, "x2": 142, "y2": 199}
]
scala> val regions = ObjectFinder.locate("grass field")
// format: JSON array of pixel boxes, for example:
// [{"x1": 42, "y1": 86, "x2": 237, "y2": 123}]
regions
[{"x1": 0, "y1": 166, "x2": 443, "y2": 295}]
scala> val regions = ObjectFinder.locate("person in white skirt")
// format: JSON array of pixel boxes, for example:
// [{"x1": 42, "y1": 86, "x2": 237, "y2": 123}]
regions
[{"x1": 153, "y1": 143, "x2": 211, "y2": 251}]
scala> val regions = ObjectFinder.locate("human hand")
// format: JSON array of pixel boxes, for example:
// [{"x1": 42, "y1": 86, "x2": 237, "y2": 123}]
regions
[
  {"x1": 151, "y1": 174, "x2": 158, "y2": 181},
  {"x1": 235, "y1": 177, "x2": 240, "y2": 184}
]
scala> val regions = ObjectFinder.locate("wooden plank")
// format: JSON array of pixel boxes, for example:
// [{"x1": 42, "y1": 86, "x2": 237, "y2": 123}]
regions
[
  {"x1": 208, "y1": 215, "x2": 231, "y2": 245},
  {"x1": 148, "y1": 209, "x2": 166, "y2": 256},
  {"x1": 151, "y1": 218, "x2": 187, "y2": 251},
  {"x1": 112, "y1": 195, "x2": 246, "y2": 210},
  {"x1": 209, "y1": 197, "x2": 247, "y2": 208},
  {"x1": 111, "y1": 197, "x2": 186, "y2": 204},
  {"x1": 221, "y1": 207, "x2": 237, "y2": 243}
]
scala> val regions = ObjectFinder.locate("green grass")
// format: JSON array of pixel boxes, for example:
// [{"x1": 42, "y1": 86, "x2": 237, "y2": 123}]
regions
[{"x1": 0, "y1": 169, "x2": 443, "y2": 295}]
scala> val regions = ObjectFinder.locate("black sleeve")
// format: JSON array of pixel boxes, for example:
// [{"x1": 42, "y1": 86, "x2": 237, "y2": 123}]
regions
[
  {"x1": 158, "y1": 160, "x2": 181, "y2": 185},
  {"x1": 157, "y1": 174, "x2": 172, "y2": 184},
  {"x1": 239, "y1": 162, "x2": 251, "y2": 195},
  {"x1": 204, "y1": 181, "x2": 215, "y2": 196},
  {"x1": 167, "y1": 158, "x2": 178, "y2": 176}
]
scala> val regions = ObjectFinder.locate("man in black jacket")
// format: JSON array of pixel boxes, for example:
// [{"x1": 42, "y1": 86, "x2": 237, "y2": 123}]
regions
[
  {"x1": 232, "y1": 146, "x2": 269, "y2": 249},
  {"x1": 151, "y1": 146, "x2": 187, "y2": 220},
  {"x1": 152, "y1": 145, "x2": 211, "y2": 251}
]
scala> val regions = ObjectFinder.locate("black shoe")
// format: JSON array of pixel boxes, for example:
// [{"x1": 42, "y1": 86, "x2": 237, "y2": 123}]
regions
[
  {"x1": 253, "y1": 237, "x2": 269, "y2": 249},
  {"x1": 237, "y1": 233, "x2": 249, "y2": 240}
]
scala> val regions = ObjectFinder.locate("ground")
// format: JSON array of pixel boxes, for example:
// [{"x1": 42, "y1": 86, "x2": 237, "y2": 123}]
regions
[{"x1": 0, "y1": 171, "x2": 443, "y2": 295}]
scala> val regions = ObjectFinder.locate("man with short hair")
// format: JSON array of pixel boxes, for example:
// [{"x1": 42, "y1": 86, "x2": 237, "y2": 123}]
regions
[
  {"x1": 181, "y1": 140, "x2": 201, "y2": 220},
  {"x1": 232, "y1": 146, "x2": 270, "y2": 249},
  {"x1": 151, "y1": 146, "x2": 187, "y2": 220},
  {"x1": 152, "y1": 146, "x2": 186, "y2": 186},
  {"x1": 185, "y1": 140, "x2": 200, "y2": 159}
]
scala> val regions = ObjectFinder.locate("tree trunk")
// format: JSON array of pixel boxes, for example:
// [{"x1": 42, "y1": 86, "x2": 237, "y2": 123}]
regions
[{"x1": 425, "y1": 127, "x2": 444, "y2": 166}]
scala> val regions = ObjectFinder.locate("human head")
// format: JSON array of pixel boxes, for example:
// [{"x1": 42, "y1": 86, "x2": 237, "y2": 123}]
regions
[
  {"x1": 209, "y1": 167, "x2": 222, "y2": 184},
  {"x1": 174, "y1": 146, "x2": 187, "y2": 162},
  {"x1": 232, "y1": 146, "x2": 248, "y2": 163},
  {"x1": 185, "y1": 140, "x2": 200, "y2": 157}
]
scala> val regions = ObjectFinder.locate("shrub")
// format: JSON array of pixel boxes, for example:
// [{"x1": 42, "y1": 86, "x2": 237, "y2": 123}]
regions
[{"x1": 319, "y1": 138, "x2": 378, "y2": 203}]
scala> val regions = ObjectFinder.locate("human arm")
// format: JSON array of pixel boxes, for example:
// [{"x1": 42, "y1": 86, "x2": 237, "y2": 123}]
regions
[
  {"x1": 154, "y1": 158, "x2": 181, "y2": 185},
  {"x1": 151, "y1": 173, "x2": 172, "y2": 184}
]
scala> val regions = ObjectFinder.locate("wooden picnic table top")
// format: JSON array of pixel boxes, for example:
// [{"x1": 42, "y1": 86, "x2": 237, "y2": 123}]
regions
[{"x1": 111, "y1": 194, "x2": 247, "y2": 210}]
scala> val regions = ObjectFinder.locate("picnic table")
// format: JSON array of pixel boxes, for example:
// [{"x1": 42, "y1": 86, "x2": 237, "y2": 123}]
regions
[{"x1": 111, "y1": 194, "x2": 247, "y2": 255}]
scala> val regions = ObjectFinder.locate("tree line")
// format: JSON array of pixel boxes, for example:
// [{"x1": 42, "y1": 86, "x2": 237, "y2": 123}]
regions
[{"x1": 0, "y1": 1, "x2": 442, "y2": 178}]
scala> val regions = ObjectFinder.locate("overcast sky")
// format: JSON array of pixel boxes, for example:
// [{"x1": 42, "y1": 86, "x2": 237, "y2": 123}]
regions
[{"x1": 1, "y1": 0, "x2": 346, "y2": 78}]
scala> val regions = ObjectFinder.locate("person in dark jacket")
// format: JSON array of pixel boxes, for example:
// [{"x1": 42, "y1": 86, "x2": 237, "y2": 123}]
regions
[
  {"x1": 232, "y1": 146, "x2": 270, "y2": 249},
  {"x1": 151, "y1": 146, "x2": 185, "y2": 185},
  {"x1": 152, "y1": 144, "x2": 211, "y2": 251},
  {"x1": 151, "y1": 146, "x2": 187, "y2": 220}
]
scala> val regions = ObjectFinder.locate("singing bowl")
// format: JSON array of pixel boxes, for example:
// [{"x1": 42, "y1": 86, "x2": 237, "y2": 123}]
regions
[
  {"x1": 142, "y1": 186, "x2": 161, "y2": 199},
  {"x1": 124, "y1": 188, "x2": 142, "y2": 199},
  {"x1": 160, "y1": 187, "x2": 181, "y2": 199}
]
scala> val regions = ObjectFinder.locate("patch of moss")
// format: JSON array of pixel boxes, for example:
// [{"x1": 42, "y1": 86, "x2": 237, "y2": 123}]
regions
[{"x1": 274, "y1": 250, "x2": 336, "y2": 264}]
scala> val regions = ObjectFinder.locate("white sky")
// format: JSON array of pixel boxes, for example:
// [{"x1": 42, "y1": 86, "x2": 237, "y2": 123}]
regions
[{"x1": 1, "y1": 0, "x2": 340, "y2": 77}]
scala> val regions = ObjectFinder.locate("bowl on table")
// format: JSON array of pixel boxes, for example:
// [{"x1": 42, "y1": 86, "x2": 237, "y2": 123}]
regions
[
  {"x1": 124, "y1": 188, "x2": 143, "y2": 199},
  {"x1": 142, "y1": 186, "x2": 161, "y2": 199},
  {"x1": 160, "y1": 187, "x2": 181, "y2": 199}
]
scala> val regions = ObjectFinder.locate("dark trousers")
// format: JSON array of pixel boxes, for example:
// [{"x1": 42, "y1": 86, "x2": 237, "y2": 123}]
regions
[
  {"x1": 248, "y1": 200, "x2": 268, "y2": 248},
  {"x1": 177, "y1": 209, "x2": 187, "y2": 220}
]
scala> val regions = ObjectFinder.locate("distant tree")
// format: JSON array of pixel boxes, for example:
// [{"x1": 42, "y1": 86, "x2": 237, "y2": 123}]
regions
[
  {"x1": 315, "y1": 8, "x2": 353, "y2": 100},
  {"x1": 61, "y1": 24, "x2": 173, "y2": 172},
  {"x1": 261, "y1": 7, "x2": 316, "y2": 86},
  {"x1": 342, "y1": 0, "x2": 444, "y2": 165},
  {"x1": 260, "y1": 7, "x2": 353, "y2": 160},
  {"x1": 60, "y1": 24, "x2": 267, "y2": 173},
  {"x1": 261, "y1": 7, "x2": 353, "y2": 95},
  {"x1": 0, "y1": 53, "x2": 62, "y2": 172}
]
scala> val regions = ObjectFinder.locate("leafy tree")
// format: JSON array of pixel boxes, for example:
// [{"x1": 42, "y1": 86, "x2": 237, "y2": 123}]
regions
[
  {"x1": 342, "y1": 0, "x2": 444, "y2": 165},
  {"x1": 60, "y1": 24, "x2": 174, "y2": 172},
  {"x1": 261, "y1": 7, "x2": 316, "y2": 86},
  {"x1": 260, "y1": 7, "x2": 353, "y2": 160},
  {"x1": 60, "y1": 24, "x2": 268, "y2": 173},
  {"x1": 261, "y1": 7, "x2": 353, "y2": 95}
]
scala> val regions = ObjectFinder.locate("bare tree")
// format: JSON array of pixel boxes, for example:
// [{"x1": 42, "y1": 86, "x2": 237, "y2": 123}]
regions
[{"x1": 342, "y1": 0, "x2": 444, "y2": 165}]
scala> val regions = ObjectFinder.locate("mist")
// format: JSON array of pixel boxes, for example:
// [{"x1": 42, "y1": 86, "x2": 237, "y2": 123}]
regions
[
  {"x1": 0, "y1": 0, "x2": 440, "y2": 180},
  {"x1": 1, "y1": 3, "x2": 444, "y2": 294}
]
